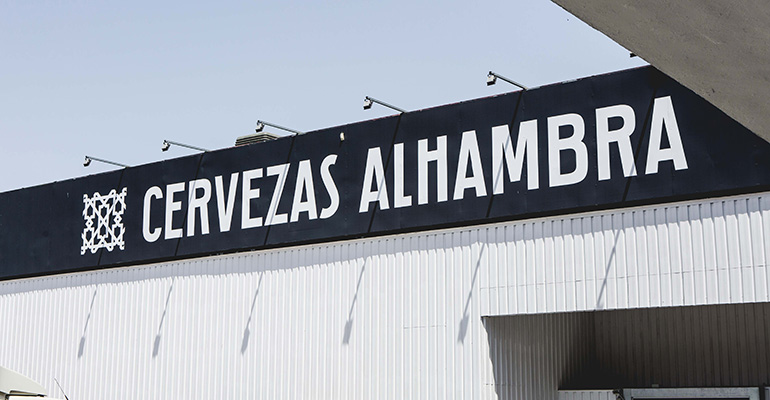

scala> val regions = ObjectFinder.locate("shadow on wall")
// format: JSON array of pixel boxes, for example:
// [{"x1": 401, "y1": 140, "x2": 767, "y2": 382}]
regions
[
  {"x1": 595, "y1": 229, "x2": 622, "y2": 310},
  {"x1": 458, "y1": 243, "x2": 485, "y2": 344},
  {"x1": 77, "y1": 288, "x2": 98, "y2": 358},
  {"x1": 343, "y1": 261, "x2": 367, "y2": 345},
  {"x1": 241, "y1": 272, "x2": 264, "y2": 354},
  {"x1": 152, "y1": 280, "x2": 174, "y2": 358}
]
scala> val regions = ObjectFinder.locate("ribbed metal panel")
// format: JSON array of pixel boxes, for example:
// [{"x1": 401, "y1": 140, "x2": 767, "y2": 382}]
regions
[
  {"x1": 593, "y1": 303, "x2": 770, "y2": 388},
  {"x1": 558, "y1": 390, "x2": 616, "y2": 400},
  {"x1": 624, "y1": 388, "x2": 760, "y2": 399},
  {"x1": 479, "y1": 192, "x2": 770, "y2": 316},
  {"x1": 0, "y1": 234, "x2": 493, "y2": 399},
  {"x1": 1, "y1": 192, "x2": 769, "y2": 399},
  {"x1": 485, "y1": 312, "x2": 596, "y2": 399}
]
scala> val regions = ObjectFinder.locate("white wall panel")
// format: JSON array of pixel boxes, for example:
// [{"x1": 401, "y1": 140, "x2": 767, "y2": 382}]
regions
[
  {"x1": 559, "y1": 391, "x2": 616, "y2": 400},
  {"x1": 479, "y1": 193, "x2": 770, "y2": 316},
  {"x1": 1, "y1": 192, "x2": 769, "y2": 399},
  {"x1": 485, "y1": 312, "x2": 596, "y2": 399},
  {"x1": 0, "y1": 234, "x2": 494, "y2": 399}
]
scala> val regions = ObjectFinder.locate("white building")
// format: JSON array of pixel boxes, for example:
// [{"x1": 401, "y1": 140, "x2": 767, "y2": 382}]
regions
[{"x1": 2, "y1": 66, "x2": 770, "y2": 399}]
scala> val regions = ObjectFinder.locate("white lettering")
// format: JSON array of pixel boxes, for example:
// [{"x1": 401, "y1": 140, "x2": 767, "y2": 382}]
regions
[
  {"x1": 214, "y1": 173, "x2": 239, "y2": 232},
  {"x1": 394, "y1": 143, "x2": 412, "y2": 208},
  {"x1": 359, "y1": 147, "x2": 390, "y2": 212},
  {"x1": 164, "y1": 182, "x2": 185, "y2": 239},
  {"x1": 319, "y1": 154, "x2": 339, "y2": 219},
  {"x1": 492, "y1": 121, "x2": 539, "y2": 193},
  {"x1": 187, "y1": 178, "x2": 211, "y2": 237},
  {"x1": 290, "y1": 160, "x2": 318, "y2": 222},
  {"x1": 645, "y1": 96, "x2": 688, "y2": 174},
  {"x1": 453, "y1": 130, "x2": 487, "y2": 200},
  {"x1": 241, "y1": 168, "x2": 263, "y2": 229},
  {"x1": 142, "y1": 186, "x2": 163, "y2": 242},
  {"x1": 418, "y1": 135, "x2": 448, "y2": 204},
  {"x1": 265, "y1": 164, "x2": 289, "y2": 225},
  {"x1": 596, "y1": 104, "x2": 637, "y2": 180},
  {"x1": 548, "y1": 113, "x2": 588, "y2": 187}
]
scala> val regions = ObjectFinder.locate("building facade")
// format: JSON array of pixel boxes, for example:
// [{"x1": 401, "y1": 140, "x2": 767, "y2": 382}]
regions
[{"x1": 2, "y1": 67, "x2": 769, "y2": 399}]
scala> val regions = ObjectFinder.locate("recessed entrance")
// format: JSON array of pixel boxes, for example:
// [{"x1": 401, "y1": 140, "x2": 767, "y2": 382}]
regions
[
  {"x1": 485, "y1": 302, "x2": 770, "y2": 399},
  {"x1": 624, "y1": 387, "x2": 759, "y2": 399}
]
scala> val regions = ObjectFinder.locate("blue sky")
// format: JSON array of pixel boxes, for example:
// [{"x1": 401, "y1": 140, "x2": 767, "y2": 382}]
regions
[{"x1": 0, "y1": 1, "x2": 645, "y2": 192}]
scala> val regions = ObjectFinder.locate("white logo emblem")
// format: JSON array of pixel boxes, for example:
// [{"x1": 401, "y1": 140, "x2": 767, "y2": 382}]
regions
[{"x1": 81, "y1": 188, "x2": 127, "y2": 255}]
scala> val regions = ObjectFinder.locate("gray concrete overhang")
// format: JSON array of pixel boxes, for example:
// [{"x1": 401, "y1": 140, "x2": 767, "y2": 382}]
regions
[{"x1": 552, "y1": 0, "x2": 770, "y2": 143}]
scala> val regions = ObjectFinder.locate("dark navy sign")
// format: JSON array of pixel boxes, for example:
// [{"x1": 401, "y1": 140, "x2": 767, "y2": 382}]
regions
[{"x1": 3, "y1": 66, "x2": 770, "y2": 279}]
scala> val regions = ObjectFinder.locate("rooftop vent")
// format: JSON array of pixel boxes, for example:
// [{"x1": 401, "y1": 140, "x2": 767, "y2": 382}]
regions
[{"x1": 235, "y1": 132, "x2": 280, "y2": 146}]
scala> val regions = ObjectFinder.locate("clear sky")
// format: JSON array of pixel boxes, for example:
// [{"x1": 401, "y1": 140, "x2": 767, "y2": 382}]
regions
[{"x1": 0, "y1": 1, "x2": 646, "y2": 193}]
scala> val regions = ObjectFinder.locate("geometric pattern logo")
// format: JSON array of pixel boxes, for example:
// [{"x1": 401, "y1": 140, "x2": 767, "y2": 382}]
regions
[{"x1": 81, "y1": 188, "x2": 127, "y2": 255}]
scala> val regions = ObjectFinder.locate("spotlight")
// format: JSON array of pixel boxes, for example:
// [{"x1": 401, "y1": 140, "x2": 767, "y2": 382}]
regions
[
  {"x1": 161, "y1": 140, "x2": 209, "y2": 152},
  {"x1": 83, "y1": 155, "x2": 129, "y2": 168},
  {"x1": 486, "y1": 71, "x2": 528, "y2": 90},
  {"x1": 362, "y1": 96, "x2": 406, "y2": 113},
  {"x1": 339, "y1": 132, "x2": 345, "y2": 141},
  {"x1": 254, "y1": 120, "x2": 304, "y2": 136}
]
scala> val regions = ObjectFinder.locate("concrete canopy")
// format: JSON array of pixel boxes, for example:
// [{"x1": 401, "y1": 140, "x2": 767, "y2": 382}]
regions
[{"x1": 552, "y1": 0, "x2": 770, "y2": 142}]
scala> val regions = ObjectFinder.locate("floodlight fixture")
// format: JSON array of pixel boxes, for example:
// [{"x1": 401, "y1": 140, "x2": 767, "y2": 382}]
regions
[
  {"x1": 83, "y1": 155, "x2": 129, "y2": 168},
  {"x1": 487, "y1": 71, "x2": 528, "y2": 90},
  {"x1": 255, "y1": 120, "x2": 304, "y2": 136},
  {"x1": 363, "y1": 96, "x2": 406, "y2": 113},
  {"x1": 162, "y1": 139, "x2": 209, "y2": 152}
]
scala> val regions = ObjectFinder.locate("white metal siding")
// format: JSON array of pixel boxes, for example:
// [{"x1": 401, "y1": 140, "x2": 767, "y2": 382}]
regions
[
  {"x1": 1, "y1": 233, "x2": 495, "y2": 399},
  {"x1": 1, "y1": 192, "x2": 769, "y2": 399},
  {"x1": 479, "y1": 193, "x2": 770, "y2": 315},
  {"x1": 558, "y1": 391, "x2": 616, "y2": 400},
  {"x1": 485, "y1": 312, "x2": 596, "y2": 399}
]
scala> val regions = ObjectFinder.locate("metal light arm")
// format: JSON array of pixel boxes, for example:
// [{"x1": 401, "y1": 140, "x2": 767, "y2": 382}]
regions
[
  {"x1": 83, "y1": 156, "x2": 129, "y2": 168},
  {"x1": 487, "y1": 71, "x2": 528, "y2": 90},
  {"x1": 162, "y1": 140, "x2": 209, "y2": 152},
  {"x1": 255, "y1": 120, "x2": 304, "y2": 136},
  {"x1": 363, "y1": 96, "x2": 407, "y2": 113}
]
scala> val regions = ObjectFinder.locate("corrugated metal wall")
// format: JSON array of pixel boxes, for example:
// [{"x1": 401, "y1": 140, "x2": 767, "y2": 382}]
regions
[
  {"x1": 558, "y1": 390, "x2": 616, "y2": 400},
  {"x1": 623, "y1": 388, "x2": 761, "y2": 399},
  {"x1": 487, "y1": 302, "x2": 770, "y2": 399},
  {"x1": 479, "y1": 193, "x2": 770, "y2": 315},
  {"x1": 484, "y1": 312, "x2": 596, "y2": 399},
  {"x1": 1, "y1": 192, "x2": 769, "y2": 399},
  {"x1": 1, "y1": 232, "x2": 496, "y2": 399},
  {"x1": 593, "y1": 303, "x2": 770, "y2": 388}
]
